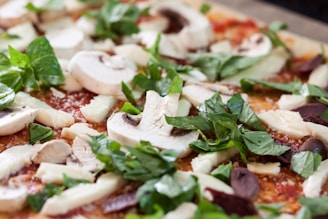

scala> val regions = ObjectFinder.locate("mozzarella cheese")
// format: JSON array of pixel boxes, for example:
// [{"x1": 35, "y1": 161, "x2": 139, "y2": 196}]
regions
[
  {"x1": 113, "y1": 44, "x2": 151, "y2": 66},
  {"x1": 164, "y1": 202, "x2": 197, "y2": 219},
  {"x1": 0, "y1": 186, "x2": 27, "y2": 213},
  {"x1": 61, "y1": 123, "x2": 100, "y2": 140},
  {"x1": 308, "y1": 64, "x2": 328, "y2": 88},
  {"x1": 277, "y1": 94, "x2": 308, "y2": 110},
  {"x1": 36, "y1": 163, "x2": 95, "y2": 184},
  {"x1": 80, "y1": 95, "x2": 117, "y2": 123},
  {"x1": 247, "y1": 162, "x2": 281, "y2": 175},
  {"x1": 40, "y1": 173, "x2": 124, "y2": 215},
  {"x1": 303, "y1": 159, "x2": 328, "y2": 198}
]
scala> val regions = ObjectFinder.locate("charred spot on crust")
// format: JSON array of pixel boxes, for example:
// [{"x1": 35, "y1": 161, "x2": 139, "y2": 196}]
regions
[
  {"x1": 158, "y1": 9, "x2": 189, "y2": 33},
  {"x1": 122, "y1": 113, "x2": 140, "y2": 126}
]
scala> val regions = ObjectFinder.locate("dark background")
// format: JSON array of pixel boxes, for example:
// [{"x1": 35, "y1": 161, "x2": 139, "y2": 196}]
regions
[{"x1": 262, "y1": 0, "x2": 328, "y2": 23}]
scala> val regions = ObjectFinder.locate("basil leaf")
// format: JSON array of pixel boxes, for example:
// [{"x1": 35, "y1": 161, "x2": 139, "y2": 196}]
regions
[
  {"x1": 89, "y1": 134, "x2": 178, "y2": 181},
  {"x1": 133, "y1": 73, "x2": 156, "y2": 91},
  {"x1": 320, "y1": 109, "x2": 328, "y2": 120},
  {"x1": 8, "y1": 46, "x2": 30, "y2": 68},
  {"x1": 167, "y1": 75, "x2": 183, "y2": 94},
  {"x1": 295, "y1": 206, "x2": 312, "y2": 219},
  {"x1": 21, "y1": 67, "x2": 40, "y2": 90},
  {"x1": 290, "y1": 151, "x2": 321, "y2": 178},
  {"x1": 0, "y1": 32, "x2": 20, "y2": 40},
  {"x1": 190, "y1": 139, "x2": 234, "y2": 153},
  {"x1": 255, "y1": 203, "x2": 285, "y2": 216},
  {"x1": 269, "y1": 21, "x2": 288, "y2": 33},
  {"x1": 165, "y1": 115, "x2": 212, "y2": 131},
  {"x1": 200, "y1": 3, "x2": 211, "y2": 14},
  {"x1": 29, "y1": 123, "x2": 54, "y2": 144},
  {"x1": 137, "y1": 174, "x2": 197, "y2": 214},
  {"x1": 0, "y1": 70, "x2": 24, "y2": 92},
  {"x1": 120, "y1": 102, "x2": 141, "y2": 115},
  {"x1": 63, "y1": 174, "x2": 90, "y2": 188},
  {"x1": 261, "y1": 28, "x2": 289, "y2": 51},
  {"x1": 25, "y1": 0, "x2": 64, "y2": 13},
  {"x1": 26, "y1": 36, "x2": 64, "y2": 87},
  {"x1": 121, "y1": 81, "x2": 137, "y2": 106},
  {"x1": 298, "y1": 196, "x2": 328, "y2": 216},
  {"x1": 211, "y1": 162, "x2": 232, "y2": 184},
  {"x1": 126, "y1": 207, "x2": 164, "y2": 219},
  {"x1": 242, "y1": 130, "x2": 290, "y2": 156},
  {"x1": 299, "y1": 83, "x2": 328, "y2": 98},
  {"x1": 27, "y1": 184, "x2": 65, "y2": 212},
  {"x1": 227, "y1": 93, "x2": 265, "y2": 131},
  {"x1": 0, "y1": 53, "x2": 11, "y2": 71},
  {"x1": 240, "y1": 78, "x2": 303, "y2": 93},
  {"x1": 0, "y1": 83, "x2": 15, "y2": 110}
]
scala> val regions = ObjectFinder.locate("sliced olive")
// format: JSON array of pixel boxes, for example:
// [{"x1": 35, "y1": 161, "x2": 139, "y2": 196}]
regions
[
  {"x1": 230, "y1": 167, "x2": 259, "y2": 200},
  {"x1": 299, "y1": 138, "x2": 328, "y2": 160}
]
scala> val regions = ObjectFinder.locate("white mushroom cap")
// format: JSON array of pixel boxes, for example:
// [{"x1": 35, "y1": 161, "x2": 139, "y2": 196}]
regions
[
  {"x1": 233, "y1": 33, "x2": 272, "y2": 57},
  {"x1": 0, "y1": 107, "x2": 37, "y2": 136},
  {"x1": 68, "y1": 51, "x2": 137, "y2": 97},
  {"x1": 107, "y1": 91, "x2": 199, "y2": 157},
  {"x1": 31, "y1": 139, "x2": 72, "y2": 164},
  {"x1": 0, "y1": 186, "x2": 27, "y2": 213},
  {"x1": 151, "y1": 1, "x2": 215, "y2": 50}
]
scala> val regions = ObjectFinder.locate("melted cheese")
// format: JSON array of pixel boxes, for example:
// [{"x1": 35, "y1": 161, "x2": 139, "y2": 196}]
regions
[{"x1": 303, "y1": 159, "x2": 328, "y2": 198}]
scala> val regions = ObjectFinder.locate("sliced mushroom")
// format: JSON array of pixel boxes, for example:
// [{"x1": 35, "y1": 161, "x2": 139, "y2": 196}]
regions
[
  {"x1": 0, "y1": 186, "x2": 28, "y2": 213},
  {"x1": 31, "y1": 139, "x2": 72, "y2": 164},
  {"x1": 233, "y1": 33, "x2": 272, "y2": 57},
  {"x1": 0, "y1": 107, "x2": 36, "y2": 136},
  {"x1": 138, "y1": 14, "x2": 169, "y2": 32},
  {"x1": 45, "y1": 27, "x2": 85, "y2": 59},
  {"x1": 0, "y1": 22, "x2": 37, "y2": 52},
  {"x1": 68, "y1": 51, "x2": 137, "y2": 98},
  {"x1": 107, "y1": 91, "x2": 199, "y2": 157},
  {"x1": 66, "y1": 135, "x2": 103, "y2": 172},
  {"x1": 0, "y1": 0, "x2": 37, "y2": 28},
  {"x1": 151, "y1": 1, "x2": 215, "y2": 50}
]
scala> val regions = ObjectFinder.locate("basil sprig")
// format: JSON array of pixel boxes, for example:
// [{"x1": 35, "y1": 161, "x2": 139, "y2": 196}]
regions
[
  {"x1": 261, "y1": 21, "x2": 289, "y2": 52},
  {"x1": 188, "y1": 52, "x2": 265, "y2": 82},
  {"x1": 29, "y1": 123, "x2": 54, "y2": 144},
  {"x1": 290, "y1": 151, "x2": 322, "y2": 178},
  {"x1": 0, "y1": 36, "x2": 64, "y2": 110}
]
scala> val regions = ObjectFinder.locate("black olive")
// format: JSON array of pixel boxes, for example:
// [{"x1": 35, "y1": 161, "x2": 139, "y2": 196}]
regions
[
  {"x1": 299, "y1": 138, "x2": 328, "y2": 160},
  {"x1": 230, "y1": 167, "x2": 259, "y2": 200}
]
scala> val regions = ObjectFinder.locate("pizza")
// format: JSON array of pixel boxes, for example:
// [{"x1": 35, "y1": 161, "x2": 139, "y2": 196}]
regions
[{"x1": 0, "y1": 0, "x2": 328, "y2": 218}]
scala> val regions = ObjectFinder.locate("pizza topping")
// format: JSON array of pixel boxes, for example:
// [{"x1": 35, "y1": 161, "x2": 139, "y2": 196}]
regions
[
  {"x1": 247, "y1": 162, "x2": 281, "y2": 175},
  {"x1": 163, "y1": 202, "x2": 197, "y2": 219},
  {"x1": 113, "y1": 44, "x2": 151, "y2": 66},
  {"x1": 107, "y1": 91, "x2": 198, "y2": 157},
  {"x1": 151, "y1": 1, "x2": 215, "y2": 50},
  {"x1": 308, "y1": 64, "x2": 328, "y2": 88},
  {"x1": 297, "y1": 54, "x2": 324, "y2": 76},
  {"x1": 233, "y1": 33, "x2": 272, "y2": 57},
  {"x1": 291, "y1": 151, "x2": 322, "y2": 178},
  {"x1": 299, "y1": 138, "x2": 327, "y2": 160},
  {"x1": 277, "y1": 94, "x2": 308, "y2": 110},
  {"x1": 103, "y1": 191, "x2": 138, "y2": 213},
  {"x1": 0, "y1": 186, "x2": 28, "y2": 213},
  {"x1": 68, "y1": 51, "x2": 137, "y2": 98},
  {"x1": 206, "y1": 188, "x2": 258, "y2": 216},
  {"x1": 31, "y1": 139, "x2": 72, "y2": 164},
  {"x1": 293, "y1": 102, "x2": 328, "y2": 126},
  {"x1": 230, "y1": 167, "x2": 259, "y2": 200},
  {"x1": 0, "y1": 107, "x2": 36, "y2": 136},
  {"x1": 61, "y1": 123, "x2": 100, "y2": 140}
]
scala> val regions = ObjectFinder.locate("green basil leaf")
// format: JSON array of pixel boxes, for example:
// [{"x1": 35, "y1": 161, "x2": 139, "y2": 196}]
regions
[
  {"x1": 0, "y1": 53, "x2": 11, "y2": 71},
  {"x1": 211, "y1": 162, "x2": 232, "y2": 184},
  {"x1": 121, "y1": 81, "x2": 137, "y2": 106},
  {"x1": 8, "y1": 46, "x2": 30, "y2": 68},
  {"x1": 261, "y1": 28, "x2": 289, "y2": 51},
  {"x1": 26, "y1": 36, "x2": 64, "y2": 87},
  {"x1": 21, "y1": 67, "x2": 40, "y2": 90},
  {"x1": 0, "y1": 32, "x2": 20, "y2": 40},
  {"x1": 320, "y1": 109, "x2": 328, "y2": 120},
  {"x1": 227, "y1": 93, "x2": 265, "y2": 131},
  {"x1": 269, "y1": 21, "x2": 288, "y2": 33},
  {"x1": 133, "y1": 73, "x2": 156, "y2": 91},
  {"x1": 0, "y1": 83, "x2": 15, "y2": 111},
  {"x1": 0, "y1": 70, "x2": 24, "y2": 92},
  {"x1": 294, "y1": 206, "x2": 312, "y2": 219},
  {"x1": 298, "y1": 196, "x2": 328, "y2": 217},
  {"x1": 240, "y1": 78, "x2": 302, "y2": 93},
  {"x1": 165, "y1": 115, "x2": 212, "y2": 131},
  {"x1": 291, "y1": 151, "x2": 321, "y2": 178},
  {"x1": 255, "y1": 203, "x2": 285, "y2": 216},
  {"x1": 137, "y1": 174, "x2": 197, "y2": 214},
  {"x1": 29, "y1": 123, "x2": 54, "y2": 144},
  {"x1": 299, "y1": 83, "x2": 328, "y2": 98},
  {"x1": 242, "y1": 130, "x2": 290, "y2": 156},
  {"x1": 200, "y1": 3, "x2": 211, "y2": 14},
  {"x1": 63, "y1": 174, "x2": 90, "y2": 188},
  {"x1": 27, "y1": 184, "x2": 65, "y2": 212},
  {"x1": 126, "y1": 207, "x2": 164, "y2": 219},
  {"x1": 167, "y1": 75, "x2": 183, "y2": 94},
  {"x1": 120, "y1": 102, "x2": 141, "y2": 115},
  {"x1": 189, "y1": 139, "x2": 233, "y2": 153}
]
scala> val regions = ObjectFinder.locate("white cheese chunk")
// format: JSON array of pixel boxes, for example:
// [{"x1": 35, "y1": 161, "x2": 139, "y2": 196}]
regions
[
  {"x1": 191, "y1": 148, "x2": 238, "y2": 174},
  {"x1": 210, "y1": 40, "x2": 232, "y2": 53},
  {"x1": 80, "y1": 95, "x2": 117, "y2": 123},
  {"x1": 36, "y1": 163, "x2": 94, "y2": 184},
  {"x1": 177, "y1": 99, "x2": 191, "y2": 117},
  {"x1": 247, "y1": 162, "x2": 281, "y2": 175},
  {"x1": 114, "y1": 44, "x2": 151, "y2": 66},
  {"x1": 164, "y1": 202, "x2": 197, "y2": 219},
  {"x1": 303, "y1": 159, "x2": 328, "y2": 198},
  {"x1": 58, "y1": 59, "x2": 83, "y2": 93},
  {"x1": 257, "y1": 110, "x2": 312, "y2": 139},
  {"x1": 61, "y1": 123, "x2": 100, "y2": 140},
  {"x1": 277, "y1": 94, "x2": 308, "y2": 110},
  {"x1": 308, "y1": 64, "x2": 328, "y2": 88},
  {"x1": 41, "y1": 173, "x2": 124, "y2": 216},
  {"x1": 0, "y1": 145, "x2": 37, "y2": 180},
  {"x1": 182, "y1": 84, "x2": 216, "y2": 107},
  {"x1": 306, "y1": 122, "x2": 328, "y2": 147},
  {"x1": 0, "y1": 186, "x2": 27, "y2": 213},
  {"x1": 13, "y1": 92, "x2": 75, "y2": 129}
]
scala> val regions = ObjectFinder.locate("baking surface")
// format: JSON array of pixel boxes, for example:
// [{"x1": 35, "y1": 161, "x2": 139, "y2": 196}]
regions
[{"x1": 215, "y1": 0, "x2": 328, "y2": 43}]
